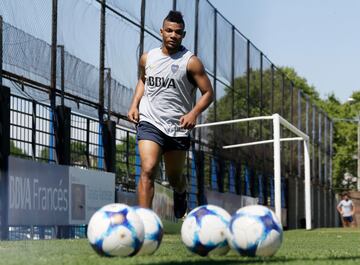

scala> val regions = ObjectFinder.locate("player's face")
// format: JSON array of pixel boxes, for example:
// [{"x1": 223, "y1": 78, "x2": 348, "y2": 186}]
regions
[{"x1": 161, "y1": 20, "x2": 185, "y2": 52}]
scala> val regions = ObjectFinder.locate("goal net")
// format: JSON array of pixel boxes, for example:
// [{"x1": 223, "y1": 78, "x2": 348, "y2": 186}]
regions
[{"x1": 194, "y1": 113, "x2": 312, "y2": 230}]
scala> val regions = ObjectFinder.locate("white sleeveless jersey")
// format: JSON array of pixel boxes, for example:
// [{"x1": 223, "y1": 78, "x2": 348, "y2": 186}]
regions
[
  {"x1": 338, "y1": 199, "x2": 354, "y2": 217},
  {"x1": 139, "y1": 46, "x2": 196, "y2": 137}
]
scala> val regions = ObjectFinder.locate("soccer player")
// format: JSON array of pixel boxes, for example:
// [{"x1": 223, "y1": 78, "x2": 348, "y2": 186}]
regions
[
  {"x1": 337, "y1": 193, "x2": 356, "y2": 228},
  {"x1": 127, "y1": 10, "x2": 213, "y2": 218}
]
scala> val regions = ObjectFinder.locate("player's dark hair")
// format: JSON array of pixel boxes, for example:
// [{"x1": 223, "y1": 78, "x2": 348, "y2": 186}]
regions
[{"x1": 164, "y1": 11, "x2": 185, "y2": 28}]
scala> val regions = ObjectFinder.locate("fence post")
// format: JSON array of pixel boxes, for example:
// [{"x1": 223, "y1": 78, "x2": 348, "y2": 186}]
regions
[
  {"x1": 271, "y1": 64, "x2": 275, "y2": 115},
  {"x1": 246, "y1": 40, "x2": 250, "y2": 136},
  {"x1": 55, "y1": 105, "x2": 71, "y2": 239},
  {"x1": 138, "y1": 0, "x2": 146, "y2": 78},
  {"x1": 0, "y1": 16, "x2": 3, "y2": 87},
  {"x1": 32, "y1": 101, "x2": 37, "y2": 160},
  {"x1": 0, "y1": 86, "x2": 10, "y2": 240},
  {"x1": 57, "y1": 45, "x2": 65, "y2": 106},
  {"x1": 318, "y1": 112, "x2": 322, "y2": 227},
  {"x1": 189, "y1": 149, "x2": 198, "y2": 210},
  {"x1": 103, "y1": 120, "x2": 116, "y2": 173},
  {"x1": 50, "y1": 0, "x2": 58, "y2": 164},
  {"x1": 263, "y1": 172, "x2": 268, "y2": 206},
  {"x1": 55, "y1": 105, "x2": 71, "y2": 165},
  {"x1": 99, "y1": 0, "x2": 106, "y2": 123},
  {"x1": 97, "y1": 0, "x2": 106, "y2": 170},
  {"x1": 195, "y1": 150, "x2": 206, "y2": 205},
  {"x1": 213, "y1": 10, "x2": 217, "y2": 122}
]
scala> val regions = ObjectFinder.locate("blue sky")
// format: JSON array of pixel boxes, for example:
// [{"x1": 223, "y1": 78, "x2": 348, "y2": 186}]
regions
[{"x1": 209, "y1": 0, "x2": 360, "y2": 102}]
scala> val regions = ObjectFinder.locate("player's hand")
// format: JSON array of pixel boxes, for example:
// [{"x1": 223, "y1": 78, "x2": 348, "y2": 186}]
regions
[
  {"x1": 179, "y1": 112, "x2": 197, "y2": 129},
  {"x1": 127, "y1": 107, "x2": 139, "y2": 124}
]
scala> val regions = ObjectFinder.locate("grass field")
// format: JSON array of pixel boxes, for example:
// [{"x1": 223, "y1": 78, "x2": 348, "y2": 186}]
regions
[{"x1": 0, "y1": 228, "x2": 360, "y2": 265}]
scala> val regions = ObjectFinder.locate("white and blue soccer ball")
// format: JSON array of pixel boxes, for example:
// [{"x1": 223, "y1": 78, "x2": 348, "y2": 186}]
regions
[
  {"x1": 134, "y1": 207, "x2": 164, "y2": 255},
  {"x1": 87, "y1": 203, "x2": 144, "y2": 257},
  {"x1": 226, "y1": 205, "x2": 283, "y2": 257},
  {"x1": 181, "y1": 204, "x2": 231, "y2": 256}
]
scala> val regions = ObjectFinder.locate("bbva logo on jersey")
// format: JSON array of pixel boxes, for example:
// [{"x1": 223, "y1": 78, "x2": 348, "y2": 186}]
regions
[{"x1": 147, "y1": 76, "x2": 176, "y2": 89}]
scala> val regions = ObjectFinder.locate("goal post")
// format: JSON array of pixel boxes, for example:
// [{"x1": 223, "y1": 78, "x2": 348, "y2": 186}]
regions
[{"x1": 194, "y1": 113, "x2": 312, "y2": 230}]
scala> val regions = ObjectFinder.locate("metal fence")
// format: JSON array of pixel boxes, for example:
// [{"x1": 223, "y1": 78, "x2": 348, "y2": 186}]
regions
[
  {"x1": 10, "y1": 94, "x2": 56, "y2": 163},
  {"x1": 0, "y1": 0, "x2": 337, "y2": 233}
]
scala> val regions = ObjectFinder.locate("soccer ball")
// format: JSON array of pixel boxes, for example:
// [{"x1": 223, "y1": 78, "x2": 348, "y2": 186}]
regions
[
  {"x1": 181, "y1": 204, "x2": 231, "y2": 256},
  {"x1": 134, "y1": 207, "x2": 164, "y2": 255},
  {"x1": 87, "y1": 203, "x2": 144, "y2": 257},
  {"x1": 226, "y1": 205, "x2": 283, "y2": 257}
]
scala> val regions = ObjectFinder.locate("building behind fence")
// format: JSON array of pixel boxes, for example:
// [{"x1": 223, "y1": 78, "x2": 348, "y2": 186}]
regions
[{"x1": 0, "y1": 0, "x2": 337, "y2": 239}]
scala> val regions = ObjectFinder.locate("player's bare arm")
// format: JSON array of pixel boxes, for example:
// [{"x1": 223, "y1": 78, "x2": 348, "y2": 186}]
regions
[
  {"x1": 337, "y1": 205, "x2": 342, "y2": 215},
  {"x1": 127, "y1": 53, "x2": 147, "y2": 123},
  {"x1": 179, "y1": 56, "x2": 213, "y2": 129}
]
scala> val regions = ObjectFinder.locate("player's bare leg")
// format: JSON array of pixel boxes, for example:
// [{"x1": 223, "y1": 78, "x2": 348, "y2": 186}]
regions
[
  {"x1": 138, "y1": 140, "x2": 162, "y2": 208},
  {"x1": 351, "y1": 221, "x2": 356, "y2": 228},
  {"x1": 164, "y1": 150, "x2": 187, "y2": 218}
]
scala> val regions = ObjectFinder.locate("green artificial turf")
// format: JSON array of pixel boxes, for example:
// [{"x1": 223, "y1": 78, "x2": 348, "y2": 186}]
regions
[{"x1": 0, "y1": 228, "x2": 360, "y2": 265}]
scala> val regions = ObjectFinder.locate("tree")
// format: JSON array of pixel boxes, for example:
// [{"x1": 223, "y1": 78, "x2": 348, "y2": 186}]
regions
[
  {"x1": 281, "y1": 67, "x2": 320, "y2": 101},
  {"x1": 205, "y1": 67, "x2": 316, "y2": 170},
  {"x1": 204, "y1": 66, "x2": 342, "y2": 187},
  {"x1": 320, "y1": 92, "x2": 359, "y2": 191},
  {"x1": 115, "y1": 136, "x2": 136, "y2": 185},
  {"x1": 40, "y1": 142, "x2": 88, "y2": 166},
  {"x1": 10, "y1": 141, "x2": 27, "y2": 156}
]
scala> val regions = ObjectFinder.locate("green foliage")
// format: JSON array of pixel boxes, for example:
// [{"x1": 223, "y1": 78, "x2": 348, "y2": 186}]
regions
[
  {"x1": 10, "y1": 141, "x2": 27, "y2": 156},
  {"x1": 207, "y1": 66, "x2": 319, "y2": 124},
  {"x1": 40, "y1": 147, "x2": 50, "y2": 160},
  {"x1": 320, "y1": 92, "x2": 359, "y2": 191},
  {"x1": 37, "y1": 137, "x2": 138, "y2": 185},
  {"x1": 205, "y1": 66, "x2": 319, "y2": 168},
  {"x1": 115, "y1": 136, "x2": 136, "y2": 184},
  {"x1": 281, "y1": 67, "x2": 320, "y2": 101},
  {"x1": 206, "y1": 65, "x2": 359, "y2": 191},
  {"x1": 70, "y1": 142, "x2": 88, "y2": 166},
  {"x1": 40, "y1": 142, "x2": 88, "y2": 166}
]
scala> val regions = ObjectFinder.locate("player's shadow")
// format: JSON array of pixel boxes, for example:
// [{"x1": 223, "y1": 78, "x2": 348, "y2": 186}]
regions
[{"x1": 143, "y1": 255, "x2": 360, "y2": 265}]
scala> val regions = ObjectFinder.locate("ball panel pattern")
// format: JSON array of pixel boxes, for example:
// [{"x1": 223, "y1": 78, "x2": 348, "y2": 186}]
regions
[
  {"x1": 87, "y1": 203, "x2": 144, "y2": 257},
  {"x1": 227, "y1": 205, "x2": 283, "y2": 257},
  {"x1": 181, "y1": 205, "x2": 231, "y2": 257},
  {"x1": 134, "y1": 207, "x2": 164, "y2": 256}
]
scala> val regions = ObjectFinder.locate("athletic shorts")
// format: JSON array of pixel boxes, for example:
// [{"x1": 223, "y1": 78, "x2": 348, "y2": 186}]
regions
[
  {"x1": 136, "y1": 121, "x2": 190, "y2": 152},
  {"x1": 343, "y1": 216, "x2": 353, "y2": 223}
]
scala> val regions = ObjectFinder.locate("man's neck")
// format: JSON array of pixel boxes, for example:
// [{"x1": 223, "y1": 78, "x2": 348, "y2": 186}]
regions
[{"x1": 161, "y1": 46, "x2": 181, "y2": 56}]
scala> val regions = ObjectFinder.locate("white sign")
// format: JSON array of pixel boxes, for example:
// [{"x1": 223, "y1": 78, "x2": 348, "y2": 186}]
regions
[
  {"x1": 8, "y1": 157, "x2": 69, "y2": 225},
  {"x1": 7, "y1": 157, "x2": 116, "y2": 226},
  {"x1": 69, "y1": 167, "x2": 115, "y2": 225}
]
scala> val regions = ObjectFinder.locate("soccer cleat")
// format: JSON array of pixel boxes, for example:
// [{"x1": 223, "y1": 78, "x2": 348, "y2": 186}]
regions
[{"x1": 173, "y1": 190, "x2": 188, "y2": 219}]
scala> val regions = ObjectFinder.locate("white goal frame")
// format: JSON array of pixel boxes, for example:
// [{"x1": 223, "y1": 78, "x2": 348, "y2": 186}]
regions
[{"x1": 195, "y1": 113, "x2": 312, "y2": 230}]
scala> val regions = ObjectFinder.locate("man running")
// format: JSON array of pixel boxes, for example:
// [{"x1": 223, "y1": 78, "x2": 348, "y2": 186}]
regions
[{"x1": 128, "y1": 10, "x2": 213, "y2": 218}]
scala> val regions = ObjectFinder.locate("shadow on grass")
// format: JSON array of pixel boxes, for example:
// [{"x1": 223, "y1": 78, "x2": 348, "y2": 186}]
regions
[{"x1": 138, "y1": 255, "x2": 360, "y2": 265}]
